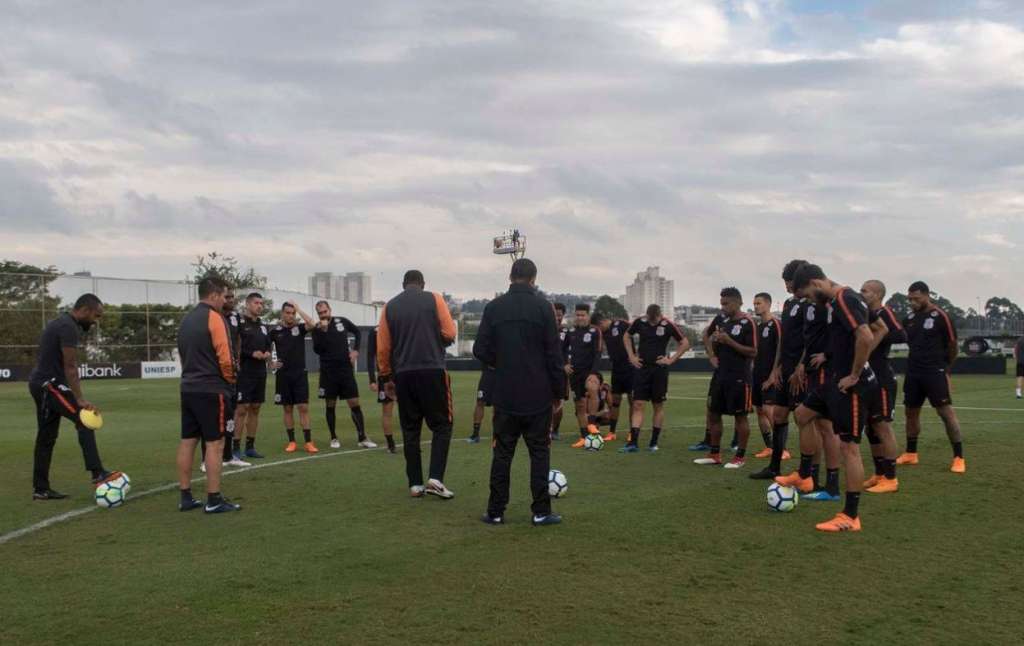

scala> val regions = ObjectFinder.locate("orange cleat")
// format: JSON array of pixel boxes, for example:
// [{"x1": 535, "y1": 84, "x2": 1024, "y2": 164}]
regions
[
  {"x1": 866, "y1": 477, "x2": 899, "y2": 494},
  {"x1": 754, "y1": 447, "x2": 773, "y2": 459},
  {"x1": 774, "y1": 471, "x2": 814, "y2": 493},
  {"x1": 895, "y1": 452, "x2": 919, "y2": 465},
  {"x1": 571, "y1": 438, "x2": 587, "y2": 449},
  {"x1": 304, "y1": 442, "x2": 319, "y2": 454},
  {"x1": 782, "y1": 450, "x2": 792, "y2": 460},
  {"x1": 586, "y1": 424, "x2": 600, "y2": 436},
  {"x1": 950, "y1": 457, "x2": 966, "y2": 474},
  {"x1": 284, "y1": 441, "x2": 297, "y2": 453},
  {"x1": 863, "y1": 474, "x2": 882, "y2": 489},
  {"x1": 602, "y1": 432, "x2": 616, "y2": 442},
  {"x1": 815, "y1": 513, "x2": 862, "y2": 532}
]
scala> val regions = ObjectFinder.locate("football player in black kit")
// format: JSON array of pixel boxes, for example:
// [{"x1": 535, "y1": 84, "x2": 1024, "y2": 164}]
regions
[
  {"x1": 897, "y1": 281, "x2": 965, "y2": 473},
  {"x1": 598, "y1": 314, "x2": 635, "y2": 442},
  {"x1": 690, "y1": 312, "x2": 728, "y2": 452},
  {"x1": 313, "y1": 301, "x2": 377, "y2": 449},
  {"x1": 565, "y1": 305, "x2": 604, "y2": 448},
  {"x1": 270, "y1": 301, "x2": 317, "y2": 453},
  {"x1": 201, "y1": 286, "x2": 250, "y2": 469},
  {"x1": 622, "y1": 304, "x2": 689, "y2": 452},
  {"x1": 550, "y1": 303, "x2": 569, "y2": 441},
  {"x1": 365, "y1": 327, "x2": 398, "y2": 453},
  {"x1": 235, "y1": 292, "x2": 271, "y2": 459},
  {"x1": 860, "y1": 280, "x2": 903, "y2": 493},
  {"x1": 751, "y1": 292, "x2": 782, "y2": 459},
  {"x1": 694, "y1": 288, "x2": 756, "y2": 468}
]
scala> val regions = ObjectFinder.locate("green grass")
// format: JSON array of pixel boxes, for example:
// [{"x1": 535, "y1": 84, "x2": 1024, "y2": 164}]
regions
[{"x1": 1, "y1": 372, "x2": 1023, "y2": 645}]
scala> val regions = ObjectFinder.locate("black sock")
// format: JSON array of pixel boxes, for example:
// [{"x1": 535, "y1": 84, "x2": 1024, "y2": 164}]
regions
[
  {"x1": 386, "y1": 435, "x2": 396, "y2": 450},
  {"x1": 872, "y1": 456, "x2": 883, "y2": 476},
  {"x1": 826, "y1": 468, "x2": 840, "y2": 496},
  {"x1": 729, "y1": 434, "x2": 737, "y2": 448},
  {"x1": 245, "y1": 437, "x2": 254, "y2": 450},
  {"x1": 736, "y1": 447, "x2": 746, "y2": 458},
  {"x1": 952, "y1": 441, "x2": 963, "y2": 458},
  {"x1": 811, "y1": 463, "x2": 821, "y2": 489},
  {"x1": 702, "y1": 428, "x2": 710, "y2": 444},
  {"x1": 907, "y1": 437, "x2": 918, "y2": 453},
  {"x1": 579, "y1": 427, "x2": 588, "y2": 438},
  {"x1": 233, "y1": 438, "x2": 241, "y2": 452},
  {"x1": 629, "y1": 428, "x2": 640, "y2": 446},
  {"x1": 760, "y1": 428, "x2": 772, "y2": 448},
  {"x1": 710, "y1": 444, "x2": 721, "y2": 455},
  {"x1": 609, "y1": 419, "x2": 618, "y2": 433},
  {"x1": 798, "y1": 453, "x2": 814, "y2": 478},
  {"x1": 326, "y1": 407, "x2": 337, "y2": 439},
  {"x1": 207, "y1": 491, "x2": 223, "y2": 506},
  {"x1": 843, "y1": 491, "x2": 861, "y2": 519},
  {"x1": 472, "y1": 423, "x2": 481, "y2": 437},
  {"x1": 883, "y1": 458, "x2": 897, "y2": 479},
  {"x1": 351, "y1": 406, "x2": 366, "y2": 441},
  {"x1": 769, "y1": 423, "x2": 788, "y2": 472},
  {"x1": 587, "y1": 415, "x2": 597, "y2": 426},
  {"x1": 180, "y1": 488, "x2": 193, "y2": 503},
  {"x1": 650, "y1": 427, "x2": 661, "y2": 446},
  {"x1": 303, "y1": 428, "x2": 311, "y2": 443},
  {"x1": 286, "y1": 428, "x2": 295, "y2": 442}
]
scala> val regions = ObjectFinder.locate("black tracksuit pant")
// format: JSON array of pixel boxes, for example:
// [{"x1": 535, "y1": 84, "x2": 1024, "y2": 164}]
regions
[
  {"x1": 29, "y1": 380, "x2": 103, "y2": 491},
  {"x1": 488, "y1": 408, "x2": 552, "y2": 517},
  {"x1": 394, "y1": 369, "x2": 453, "y2": 487}
]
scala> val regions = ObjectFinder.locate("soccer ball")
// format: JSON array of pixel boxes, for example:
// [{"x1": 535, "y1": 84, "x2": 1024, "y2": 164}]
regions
[
  {"x1": 583, "y1": 434, "x2": 604, "y2": 451},
  {"x1": 548, "y1": 469, "x2": 568, "y2": 498},
  {"x1": 766, "y1": 483, "x2": 798, "y2": 512},
  {"x1": 95, "y1": 472, "x2": 131, "y2": 509}
]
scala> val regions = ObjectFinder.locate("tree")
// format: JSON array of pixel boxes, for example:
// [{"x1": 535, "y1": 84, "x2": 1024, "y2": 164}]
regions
[
  {"x1": 884, "y1": 292, "x2": 911, "y2": 320},
  {"x1": 0, "y1": 260, "x2": 61, "y2": 364},
  {"x1": 932, "y1": 294, "x2": 965, "y2": 330},
  {"x1": 594, "y1": 295, "x2": 628, "y2": 320},
  {"x1": 191, "y1": 252, "x2": 267, "y2": 290},
  {"x1": 93, "y1": 303, "x2": 189, "y2": 362},
  {"x1": 984, "y1": 297, "x2": 1023, "y2": 331}
]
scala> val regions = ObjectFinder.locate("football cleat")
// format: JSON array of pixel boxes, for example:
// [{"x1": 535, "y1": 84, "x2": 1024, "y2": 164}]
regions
[
  {"x1": 426, "y1": 479, "x2": 455, "y2": 500},
  {"x1": 647, "y1": 444, "x2": 660, "y2": 453},
  {"x1": 226, "y1": 456, "x2": 251, "y2": 467},
  {"x1": 688, "y1": 441, "x2": 711, "y2": 452},
  {"x1": 329, "y1": 439, "x2": 341, "y2": 449},
  {"x1": 571, "y1": 438, "x2": 586, "y2": 449},
  {"x1": 179, "y1": 498, "x2": 203, "y2": 512},
  {"x1": 693, "y1": 453, "x2": 722, "y2": 466},
  {"x1": 532, "y1": 513, "x2": 563, "y2": 527},
  {"x1": 754, "y1": 447, "x2": 773, "y2": 459},
  {"x1": 602, "y1": 432, "x2": 616, "y2": 442},
  {"x1": 480, "y1": 514, "x2": 504, "y2": 525},
  {"x1": 199, "y1": 462, "x2": 206, "y2": 473},
  {"x1": 467, "y1": 435, "x2": 481, "y2": 444},
  {"x1": 204, "y1": 498, "x2": 241, "y2": 514},
  {"x1": 774, "y1": 471, "x2": 814, "y2": 493},
  {"x1": 243, "y1": 448, "x2": 265, "y2": 459},
  {"x1": 619, "y1": 444, "x2": 639, "y2": 453},
  {"x1": 950, "y1": 457, "x2": 966, "y2": 474},
  {"x1": 284, "y1": 441, "x2": 297, "y2": 453},
  {"x1": 723, "y1": 457, "x2": 746, "y2": 469},
  {"x1": 866, "y1": 477, "x2": 899, "y2": 494},
  {"x1": 304, "y1": 442, "x2": 319, "y2": 454},
  {"x1": 863, "y1": 474, "x2": 883, "y2": 489},
  {"x1": 358, "y1": 439, "x2": 378, "y2": 449},
  {"x1": 804, "y1": 490, "x2": 841, "y2": 502},
  {"x1": 895, "y1": 452, "x2": 919, "y2": 465},
  {"x1": 32, "y1": 488, "x2": 68, "y2": 500},
  {"x1": 749, "y1": 467, "x2": 778, "y2": 480},
  {"x1": 410, "y1": 485, "x2": 426, "y2": 498},
  {"x1": 815, "y1": 513, "x2": 862, "y2": 533}
]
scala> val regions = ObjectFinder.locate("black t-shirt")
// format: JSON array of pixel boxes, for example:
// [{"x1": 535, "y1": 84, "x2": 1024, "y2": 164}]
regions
[
  {"x1": 603, "y1": 319, "x2": 631, "y2": 368},
  {"x1": 715, "y1": 315, "x2": 757, "y2": 379},
  {"x1": 225, "y1": 311, "x2": 241, "y2": 363},
  {"x1": 557, "y1": 322, "x2": 570, "y2": 362},
  {"x1": 628, "y1": 317, "x2": 684, "y2": 366},
  {"x1": 754, "y1": 318, "x2": 779, "y2": 379},
  {"x1": 312, "y1": 317, "x2": 361, "y2": 364},
  {"x1": 868, "y1": 307, "x2": 905, "y2": 382},
  {"x1": 29, "y1": 312, "x2": 81, "y2": 385},
  {"x1": 903, "y1": 306, "x2": 957, "y2": 374},
  {"x1": 564, "y1": 325, "x2": 602, "y2": 372},
  {"x1": 828, "y1": 287, "x2": 871, "y2": 379},
  {"x1": 270, "y1": 323, "x2": 308, "y2": 375},
  {"x1": 239, "y1": 316, "x2": 271, "y2": 376},
  {"x1": 803, "y1": 301, "x2": 829, "y2": 368},
  {"x1": 1016, "y1": 337, "x2": 1024, "y2": 365},
  {"x1": 779, "y1": 297, "x2": 805, "y2": 372}
]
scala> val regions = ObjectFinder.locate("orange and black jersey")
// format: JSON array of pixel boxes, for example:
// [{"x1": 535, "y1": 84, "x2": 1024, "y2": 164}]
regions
[
  {"x1": 270, "y1": 323, "x2": 308, "y2": 375},
  {"x1": 715, "y1": 315, "x2": 757, "y2": 379},
  {"x1": 629, "y1": 317, "x2": 684, "y2": 365},
  {"x1": 869, "y1": 307, "x2": 905, "y2": 382},
  {"x1": 903, "y1": 306, "x2": 957, "y2": 373},
  {"x1": 564, "y1": 325, "x2": 603, "y2": 373},
  {"x1": 754, "y1": 318, "x2": 779, "y2": 379},
  {"x1": 239, "y1": 317, "x2": 271, "y2": 374},
  {"x1": 312, "y1": 317, "x2": 361, "y2": 363},
  {"x1": 603, "y1": 319, "x2": 632, "y2": 368},
  {"x1": 828, "y1": 287, "x2": 871, "y2": 379},
  {"x1": 802, "y1": 301, "x2": 829, "y2": 367},
  {"x1": 779, "y1": 297, "x2": 806, "y2": 372},
  {"x1": 178, "y1": 302, "x2": 236, "y2": 395}
]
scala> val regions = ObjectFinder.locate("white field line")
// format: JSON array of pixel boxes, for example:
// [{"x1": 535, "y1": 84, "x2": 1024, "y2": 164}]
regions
[{"x1": 0, "y1": 444, "x2": 392, "y2": 546}]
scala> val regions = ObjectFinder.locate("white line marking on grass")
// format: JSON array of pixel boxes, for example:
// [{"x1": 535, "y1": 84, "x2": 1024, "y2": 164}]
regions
[
  {"x1": 0, "y1": 444, "x2": 395, "y2": 546},
  {"x1": 667, "y1": 396, "x2": 1023, "y2": 412}
]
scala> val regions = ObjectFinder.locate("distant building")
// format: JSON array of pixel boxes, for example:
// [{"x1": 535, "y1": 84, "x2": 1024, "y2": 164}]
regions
[
  {"x1": 342, "y1": 272, "x2": 372, "y2": 304},
  {"x1": 624, "y1": 266, "x2": 675, "y2": 319},
  {"x1": 308, "y1": 272, "x2": 344, "y2": 300}
]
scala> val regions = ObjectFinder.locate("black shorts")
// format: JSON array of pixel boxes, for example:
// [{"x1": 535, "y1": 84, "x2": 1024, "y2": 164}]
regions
[
  {"x1": 236, "y1": 371, "x2": 267, "y2": 404},
  {"x1": 633, "y1": 366, "x2": 669, "y2": 403},
  {"x1": 181, "y1": 391, "x2": 230, "y2": 442},
  {"x1": 805, "y1": 367, "x2": 827, "y2": 397},
  {"x1": 319, "y1": 361, "x2": 359, "y2": 400},
  {"x1": 1016, "y1": 363, "x2": 1024, "y2": 378},
  {"x1": 569, "y1": 370, "x2": 592, "y2": 401},
  {"x1": 477, "y1": 370, "x2": 496, "y2": 406},
  {"x1": 274, "y1": 371, "x2": 309, "y2": 406},
  {"x1": 752, "y1": 373, "x2": 771, "y2": 408},
  {"x1": 903, "y1": 370, "x2": 952, "y2": 408},
  {"x1": 374, "y1": 378, "x2": 394, "y2": 405},
  {"x1": 869, "y1": 379, "x2": 898, "y2": 424},
  {"x1": 610, "y1": 366, "x2": 634, "y2": 396},
  {"x1": 801, "y1": 381, "x2": 874, "y2": 443},
  {"x1": 708, "y1": 376, "x2": 752, "y2": 416},
  {"x1": 771, "y1": 366, "x2": 803, "y2": 409}
]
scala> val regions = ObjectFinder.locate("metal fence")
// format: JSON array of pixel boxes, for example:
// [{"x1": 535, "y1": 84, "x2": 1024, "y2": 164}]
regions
[{"x1": 0, "y1": 272, "x2": 379, "y2": 366}]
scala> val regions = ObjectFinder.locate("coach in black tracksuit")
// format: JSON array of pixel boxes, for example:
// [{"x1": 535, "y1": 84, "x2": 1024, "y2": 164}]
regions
[{"x1": 473, "y1": 259, "x2": 565, "y2": 526}]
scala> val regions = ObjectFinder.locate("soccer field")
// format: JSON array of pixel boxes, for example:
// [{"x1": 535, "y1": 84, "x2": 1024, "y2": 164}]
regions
[{"x1": 1, "y1": 372, "x2": 1022, "y2": 645}]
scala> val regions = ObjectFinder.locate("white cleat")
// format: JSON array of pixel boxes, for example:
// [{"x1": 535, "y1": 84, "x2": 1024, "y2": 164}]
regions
[
  {"x1": 226, "y1": 457, "x2": 251, "y2": 467},
  {"x1": 330, "y1": 439, "x2": 341, "y2": 449},
  {"x1": 426, "y1": 478, "x2": 455, "y2": 499},
  {"x1": 410, "y1": 485, "x2": 426, "y2": 498},
  {"x1": 358, "y1": 439, "x2": 378, "y2": 449},
  {"x1": 723, "y1": 459, "x2": 746, "y2": 469},
  {"x1": 693, "y1": 457, "x2": 722, "y2": 465},
  {"x1": 200, "y1": 462, "x2": 206, "y2": 473}
]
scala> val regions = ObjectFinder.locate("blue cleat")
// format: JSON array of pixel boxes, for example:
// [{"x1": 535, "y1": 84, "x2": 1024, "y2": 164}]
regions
[
  {"x1": 648, "y1": 445, "x2": 660, "y2": 453},
  {"x1": 619, "y1": 444, "x2": 639, "y2": 453},
  {"x1": 804, "y1": 490, "x2": 841, "y2": 502},
  {"x1": 204, "y1": 498, "x2": 241, "y2": 514},
  {"x1": 480, "y1": 513, "x2": 504, "y2": 525},
  {"x1": 532, "y1": 513, "x2": 562, "y2": 527},
  {"x1": 467, "y1": 435, "x2": 481, "y2": 444},
  {"x1": 179, "y1": 498, "x2": 203, "y2": 512},
  {"x1": 688, "y1": 442, "x2": 711, "y2": 452},
  {"x1": 243, "y1": 448, "x2": 265, "y2": 459}
]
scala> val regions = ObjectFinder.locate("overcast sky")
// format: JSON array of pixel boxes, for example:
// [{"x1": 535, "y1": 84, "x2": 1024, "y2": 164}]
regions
[{"x1": 2, "y1": 0, "x2": 1023, "y2": 307}]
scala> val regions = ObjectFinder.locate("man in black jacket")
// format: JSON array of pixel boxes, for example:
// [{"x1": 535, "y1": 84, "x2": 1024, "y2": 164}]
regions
[{"x1": 473, "y1": 259, "x2": 565, "y2": 526}]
